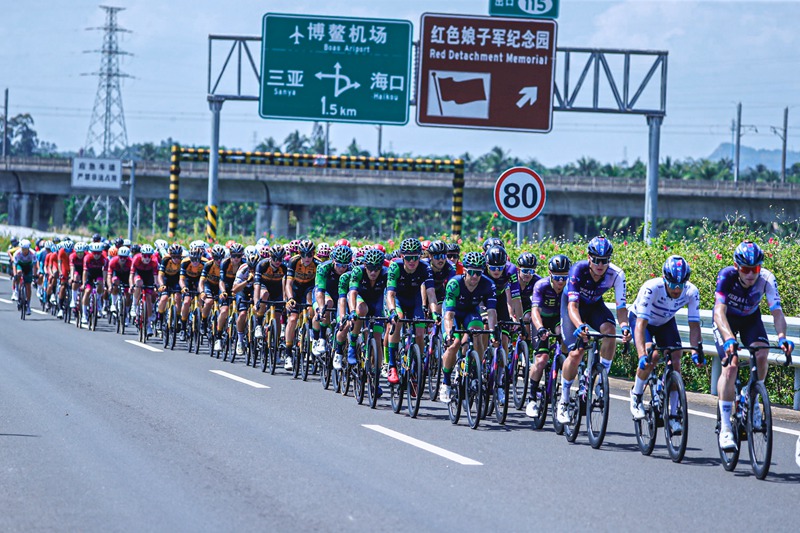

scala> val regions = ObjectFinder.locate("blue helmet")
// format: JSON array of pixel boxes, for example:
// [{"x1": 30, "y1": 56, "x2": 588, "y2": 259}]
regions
[
  {"x1": 587, "y1": 236, "x2": 613, "y2": 258},
  {"x1": 733, "y1": 241, "x2": 764, "y2": 267},
  {"x1": 662, "y1": 255, "x2": 691, "y2": 285}
]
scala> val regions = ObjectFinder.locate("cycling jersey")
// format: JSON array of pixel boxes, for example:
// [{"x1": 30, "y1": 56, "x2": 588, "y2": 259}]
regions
[
  {"x1": 444, "y1": 274, "x2": 497, "y2": 313},
  {"x1": 386, "y1": 259, "x2": 434, "y2": 298},
  {"x1": 632, "y1": 277, "x2": 700, "y2": 326},
  {"x1": 423, "y1": 258, "x2": 457, "y2": 303},
  {"x1": 714, "y1": 266, "x2": 781, "y2": 316},
  {"x1": 180, "y1": 256, "x2": 206, "y2": 279},
  {"x1": 219, "y1": 257, "x2": 242, "y2": 291},
  {"x1": 69, "y1": 252, "x2": 86, "y2": 274},
  {"x1": 200, "y1": 260, "x2": 222, "y2": 285},
  {"x1": 349, "y1": 265, "x2": 388, "y2": 305},
  {"x1": 233, "y1": 263, "x2": 255, "y2": 312},
  {"x1": 315, "y1": 260, "x2": 349, "y2": 298},
  {"x1": 567, "y1": 260, "x2": 627, "y2": 308},
  {"x1": 108, "y1": 256, "x2": 132, "y2": 282},
  {"x1": 286, "y1": 255, "x2": 318, "y2": 286},
  {"x1": 159, "y1": 256, "x2": 181, "y2": 278},
  {"x1": 12, "y1": 249, "x2": 36, "y2": 270},
  {"x1": 338, "y1": 270, "x2": 352, "y2": 299},
  {"x1": 36, "y1": 248, "x2": 48, "y2": 271},
  {"x1": 531, "y1": 277, "x2": 562, "y2": 318},
  {"x1": 83, "y1": 253, "x2": 108, "y2": 272},
  {"x1": 487, "y1": 262, "x2": 521, "y2": 299}
]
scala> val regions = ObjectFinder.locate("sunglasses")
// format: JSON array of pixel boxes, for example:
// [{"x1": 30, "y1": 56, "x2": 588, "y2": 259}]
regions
[
  {"x1": 550, "y1": 274, "x2": 569, "y2": 282},
  {"x1": 171, "y1": 255, "x2": 182, "y2": 260},
  {"x1": 466, "y1": 269, "x2": 482, "y2": 277},
  {"x1": 432, "y1": 253, "x2": 447, "y2": 260},
  {"x1": 665, "y1": 280, "x2": 686, "y2": 290},
  {"x1": 488, "y1": 265, "x2": 504, "y2": 272},
  {"x1": 230, "y1": 253, "x2": 243, "y2": 259},
  {"x1": 365, "y1": 264, "x2": 382, "y2": 272},
  {"x1": 589, "y1": 256, "x2": 610, "y2": 265},
  {"x1": 737, "y1": 264, "x2": 761, "y2": 275},
  {"x1": 335, "y1": 261, "x2": 351, "y2": 269},
  {"x1": 300, "y1": 252, "x2": 314, "y2": 258},
  {"x1": 447, "y1": 254, "x2": 459, "y2": 261},
  {"x1": 403, "y1": 255, "x2": 420, "y2": 262},
  {"x1": 519, "y1": 268, "x2": 536, "y2": 275}
]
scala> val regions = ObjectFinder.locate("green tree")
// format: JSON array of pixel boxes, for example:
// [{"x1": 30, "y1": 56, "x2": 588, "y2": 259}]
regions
[
  {"x1": 344, "y1": 138, "x2": 370, "y2": 157},
  {"x1": 283, "y1": 130, "x2": 309, "y2": 154},
  {"x1": 255, "y1": 136, "x2": 282, "y2": 153}
]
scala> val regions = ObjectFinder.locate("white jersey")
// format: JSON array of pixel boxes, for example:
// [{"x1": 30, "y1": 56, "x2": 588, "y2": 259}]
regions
[{"x1": 631, "y1": 277, "x2": 700, "y2": 327}]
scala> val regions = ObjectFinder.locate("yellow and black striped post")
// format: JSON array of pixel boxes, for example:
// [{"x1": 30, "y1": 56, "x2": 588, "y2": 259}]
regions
[
  {"x1": 451, "y1": 160, "x2": 465, "y2": 237},
  {"x1": 168, "y1": 145, "x2": 181, "y2": 238},
  {"x1": 205, "y1": 204, "x2": 218, "y2": 242}
]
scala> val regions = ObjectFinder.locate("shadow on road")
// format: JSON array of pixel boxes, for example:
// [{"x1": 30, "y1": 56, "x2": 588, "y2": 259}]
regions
[{"x1": 0, "y1": 433, "x2": 40, "y2": 438}]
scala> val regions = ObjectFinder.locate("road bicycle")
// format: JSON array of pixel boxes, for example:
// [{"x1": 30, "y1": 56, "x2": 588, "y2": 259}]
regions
[
  {"x1": 15, "y1": 271, "x2": 28, "y2": 320},
  {"x1": 446, "y1": 328, "x2": 491, "y2": 430},
  {"x1": 391, "y1": 318, "x2": 435, "y2": 418},
  {"x1": 716, "y1": 344, "x2": 790, "y2": 479},
  {"x1": 350, "y1": 315, "x2": 390, "y2": 408},
  {"x1": 161, "y1": 289, "x2": 181, "y2": 351},
  {"x1": 528, "y1": 331, "x2": 565, "y2": 432},
  {"x1": 135, "y1": 285, "x2": 156, "y2": 344},
  {"x1": 480, "y1": 329, "x2": 510, "y2": 425},
  {"x1": 424, "y1": 319, "x2": 444, "y2": 401},
  {"x1": 634, "y1": 344, "x2": 702, "y2": 463},
  {"x1": 259, "y1": 300, "x2": 286, "y2": 374},
  {"x1": 82, "y1": 279, "x2": 101, "y2": 331}
]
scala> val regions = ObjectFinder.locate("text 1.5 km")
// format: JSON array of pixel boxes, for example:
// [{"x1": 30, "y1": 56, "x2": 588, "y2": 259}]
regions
[{"x1": 321, "y1": 96, "x2": 357, "y2": 117}]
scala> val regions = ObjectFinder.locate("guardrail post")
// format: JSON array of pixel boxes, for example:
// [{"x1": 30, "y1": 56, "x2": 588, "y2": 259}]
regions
[
  {"x1": 794, "y1": 367, "x2": 800, "y2": 410},
  {"x1": 710, "y1": 356, "x2": 721, "y2": 396}
]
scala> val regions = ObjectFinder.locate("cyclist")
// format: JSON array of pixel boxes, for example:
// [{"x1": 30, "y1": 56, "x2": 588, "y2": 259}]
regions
[
  {"x1": 232, "y1": 247, "x2": 260, "y2": 356},
  {"x1": 482, "y1": 237, "x2": 504, "y2": 253},
  {"x1": 484, "y1": 245, "x2": 524, "y2": 351},
  {"x1": 713, "y1": 241, "x2": 794, "y2": 451},
  {"x1": 525, "y1": 254, "x2": 567, "y2": 418},
  {"x1": 284, "y1": 239, "x2": 318, "y2": 371},
  {"x1": 199, "y1": 244, "x2": 226, "y2": 336},
  {"x1": 69, "y1": 243, "x2": 87, "y2": 315},
  {"x1": 447, "y1": 242, "x2": 464, "y2": 275},
  {"x1": 130, "y1": 244, "x2": 158, "y2": 335},
  {"x1": 315, "y1": 242, "x2": 331, "y2": 263},
  {"x1": 386, "y1": 238, "x2": 438, "y2": 385},
  {"x1": 8, "y1": 237, "x2": 20, "y2": 300},
  {"x1": 557, "y1": 236, "x2": 631, "y2": 425},
  {"x1": 81, "y1": 242, "x2": 108, "y2": 325},
  {"x1": 56, "y1": 240, "x2": 74, "y2": 318},
  {"x1": 35, "y1": 240, "x2": 51, "y2": 302},
  {"x1": 422, "y1": 240, "x2": 456, "y2": 317},
  {"x1": 628, "y1": 256, "x2": 703, "y2": 432},
  {"x1": 253, "y1": 243, "x2": 287, "y2": 340},
  {"x1": 107, "y1": 245, "x2": 132, "y2": 316},
  {"x1": 11, "y1": 239, "x2": 37, "y2": 315},
  {"x1": 214, "y1": 242, "x2": 245, "y2": 353},
  {"x1": 347, "y1": 248, "x2": 388, "y2": 371},
  {"x1": 312, "y1": 244, "x2": 351, "y2": 357},
  {"x1": 439, "y1": 251, "x2": 499, "y2": 402},
  {"x1": 156, "y1": 243, "x2": 184, "y2": 327},
  {"x1": 517, "y1": 252, "x2": 542, "y2": 338},
  {"x1": 179, "y1": 244, "x2": 208, "y2": 338},
  {"x1": 45, "y1": 241, "x2": 60, "y2": 308}
]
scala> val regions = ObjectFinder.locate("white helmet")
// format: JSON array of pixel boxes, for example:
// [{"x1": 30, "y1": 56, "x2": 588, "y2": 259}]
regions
[
  {"x1": 20, "y1": 239, "x2": 31, "y2": 249},
  {"x1": 75, "y1": 242, "x2": 87, "y2": 253},
  {"x1": 89, "y1": 242, "x2": 104, "y2": 253},
  {"x1": 154, "y1": 239, "x2": 167, "y2": 250},
  {"x1": 117, "y1": 246, "x2": 131, "y2": 258},
  {"x1": 257, "y1": 237, "x2": 269, "y2": 247}
]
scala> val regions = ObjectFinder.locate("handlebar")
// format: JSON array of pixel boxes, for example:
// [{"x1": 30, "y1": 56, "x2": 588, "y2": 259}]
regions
[
  {"x1": 722, "y1": 344, "x2": 792, "y2": 367},
  {"x1": 645, "y1": 344, "x2": 704, "y2": 365}
]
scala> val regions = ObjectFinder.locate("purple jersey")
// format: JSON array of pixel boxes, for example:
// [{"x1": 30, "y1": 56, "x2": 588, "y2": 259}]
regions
[
  {"x1": 714, "y1": 266, "x2": 781, "y2": 317},
  {"x1": 488, "y1": 262, "x2": 521, "y2": 299},
  {"x1": 567, "y1": 260, "x2": 627, "y2": 308},
  {"x1": 532, "y1": 277, "x2": 562, "y2": 317}
]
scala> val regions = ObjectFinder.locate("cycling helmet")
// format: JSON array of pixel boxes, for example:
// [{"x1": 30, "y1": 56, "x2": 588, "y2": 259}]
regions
[
  {"x1": 352, "y1": 255, "x2": 365, "y2": 267},
  {"x1": 298, "y1": 239, "x2": 315, "y2": 255},
  {"x1": 89, "y1": 242, "x2": 104, "y2": 253},
  {"x1": 117, "y1": 246, "x2": 131, "y2": 258},
  {"x1": 20, "y1": 239, "x2": 31, "y2": 249},
  {"x1": 391, "y1": 249, "x2": 402, "y2": 259},
  {"x1": 662, "y1": 255, "x2": 691, "y2": 284},
  {"x1": 517, "y1": 252, "x2": 538, "y2": 269},
  {"x1": 334, "y1": 238, "x2": 351, "y2": 248},
  {"x1": 463, "y1": 251, "x2": 487, "y2": 270},
  {"x1": 733, "y1": 241, "x2": 764, "y2": 267},
  {"x1": 92, "y1": 233, "x2": 102, "y2": 242},
  {"x1": 211, "y1": 244, "x2": 226, "y2": 260},
  {"x1": 364, "y1": 248, "x2": 384, "y2": 267},
  {"x1": 190, "y1": 239, "x2": 204, "y2": 249},
  {"x1": 482, "y1": 237, "x2": 504, "y2": 252},
  {"x1": 123, "y1": 238, "x2": 132, "y2": 247},
  {"x1": 229, "y1": 242, "x2": 244, "y2": 256},
  {"x1": 269, "y1": 243, "x2": 284, "y2": 260},
  {"x1": 245, "y1": 248, "x2": 259, "y2": 267},
  {"x1": 587, "y1": 236, "x2": 613, "y2": 258},
  {"x1": 421, "y1": 240, "x2": 432, "y2": 252},
  {"x1": 189, "y1": 245, "x2": 202, "y2": 259},
  {"x1": 102, "y1": 241, "x2": 111, "y2": 251},
  {"x1": 244, "y1": 244, "x2": 257, "y2": 256},
  {"x1": 114, "y1": 238, "x2": 124, "y2": 248},
  {"x1": 256, "y1": 237, "x2": 269, "y2": 247},
  {"x1": 10, "y1": 237, "x2": 19, "y2": 246},
  {"x1": 75, "y1": 242, "x2": 87, "y2": 253},
  {"x1": 317, "y1": 242, "x2": 331, "y2": 259},
  {"x1": 400, "y1": 238, "x2": 422, "y2": 255},
  {"x1": 168, "y1": 243, "x2": 183, "y2": 256},
  {"x1": 53, "y1": 236, "x2": 61, "y2": 244},
  {"x1": 130, "y1": 244, "x2": 141, "y2": 256},
  {"x1": 548, "y1": 254, "x2": 572, "y2": 273},
  {"x1": 331, "y1": 245, "x2": 353, "y2": 264},
  {"x1": 447, "y1": 242, "x2": 461, "y2": 254},
  {"x1": 62, "y1": 241, "x2": 75, "y2": 253},
  {"x1": 140, "y1": 244, "x2": 154, "y2": 256},
  {"x1": 374, "y1": 243, "x2": 386, "y2": 254},
  {"x1": 485, "y1": 245, "x2": 508, "y2": 267},
  {"x1": 44, "y1": 240, "x2": 54, "y2": 251},
  {"x1": 427, "y1": 240, "x2": 447, "y2": 255},
  {"x1": 288, "y1": 239, "x2": 300, "y2": 254}
]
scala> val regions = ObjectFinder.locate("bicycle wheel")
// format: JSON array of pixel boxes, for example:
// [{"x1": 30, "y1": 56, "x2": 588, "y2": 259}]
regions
[
  {"x1": 530, "y1": 375, "x2": 548, "y2": 430},
  {"x1": 407, "y1": 344, "x2": 424, "y2": 418},
  {"x1": 187, "y1": 311, "x2": 196, "y2": 353},
  {"x1": 427, "y1": 335, "x2": 442, "y2": 401},
  {"x1": 390, "y1": 352, "x2": 405, "y2": 414},
  {"x1": 716, "y1": 404, "x2": 741, "y2": 471},
  {"x1": 586, "y1": 364, "x2": 610, "y2": 449},
  {"x1": 302, "y1": 329, "x2": 312, "y2": 382},
  {"x1": 366, "y1": 337, "x2": 380, "y2": 408},
  {"x1": 464, "y1": 350, "x2": 483, "y2": 430},
  {"x1": 551, "y1": 356, "x2": 565, "y2": 435},
  {"x1": 19, "y1": 284, "x2": 26, "y2": 321},
  {"x1": 292, "y1": 327, "x2": 305, "y2": 379},
  {"x1": 747, "y1": 381, "x2": 773, "y2": 479},
  {"x1": 194, "y1": 312, "x2": 202, "y2": 355},
  {"x1": 448, "y1": 361, "x2": 462, "y2": 425},
  {"x1": 634, "y1": 380, "x2": 658, "y2": 456},
  {"x1": 268, "y1": 320, "x2": 279, "y2": 374},
  {"x1": 494, "y1": 348, "x2": 510, "y2": 424},
  {"x1": 340, "y1": 359, "x2": 351, "y2": 397},
  {"x1": 169, "y1": 305, "x2": 178, "y2": 351},
  {"x1": 664, "y1": 373, "x2": 689, "y2": 463},
  {"x1": 512, "y1": 341, "x2": 530, "y2": 410},
  {"x1": 321, "y1": 340, "x2": 332, "y2": 390},
  {"x1": 563, "y1": 376, "x2": 582, "y2": 443},
  {"x1": 354, "y1": 344, "x2": 366, "y2": 405}
]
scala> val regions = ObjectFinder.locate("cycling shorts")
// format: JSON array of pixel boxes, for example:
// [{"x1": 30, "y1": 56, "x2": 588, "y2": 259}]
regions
[
  {"x1": 712, "y1": 312, "x2": 768, "y2": 359},
  {"x1": 560, "y1": 294, "x2": 616, "y2": 351},
  {"x1": 628, "y1": 311, "x2": 681, "y2": 349}
]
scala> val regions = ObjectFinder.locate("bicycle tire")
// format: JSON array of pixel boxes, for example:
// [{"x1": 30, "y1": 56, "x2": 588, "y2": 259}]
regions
[
  {"x1": 321, "y1": 338, "x2": 333, "y2": 390},
  {"x1": 162, "y1": 306, "x2": 171, "y2": 349},
  {"x1": 407, "y1": 344, "x2": 423, "y2": 418},
  {"x1": 586, "y1": 364, "x2": 610, "y2": 449},
  {"x1": 481, "y1": 348, "x2": 493, "y2": 420},
  {"x1": 340, "y1": 358, "x2": 352, "y2": 397},
  {"x1": 427, "y1": 335, "x2": 442, "y2": 402},
  {"x1": 448, "y1": 359, "x2": 462, "y2": 425},
  {"x1": 19, "y1": 283, "x2": 26, "y2": 321},
  {"x1": 512, "y1": 341, "x2": 530, "y2": 410},
  {"x1": 354, "y1": 344, "x2": 366, "y2": 405},
  {"x1": 716, "y1": 404, "x2": 741, "y2": 471},
  {"x1": 664, "y1": 373, "x2": 689, "y2": 463},
  {"x1": 551, "y1": 355, "x2": 565, "y2": 435},
  {"x1": 302, "y1": 329, "x2": 312, "y2": 382},
  {"x1": 634, "y1": 380, "x2": 657, "y2": 456},
  {"x1": 187, "y1": 311, "x2": 196, "y2": 353},
  {"x1": 390, "y1": 353, "x2": 404, "y2": 414},
  {"x1": 268, "y1": 320, "x2": 279, "y2": 374},
  {"x1": 747, "y1": 381, "x2": 773, "y2": 479},
  {"x1": 530, "y1": 376, "x2": 548, "y2": 430},
  {"x1": 169, "y1": 305, "x2": 178, "y2": 351},
  {"x1": 366, "y1": 337, "x2": 380, "y2": 408},
  {"x1": 464, "y1": 350, "x2": 483, "y2": 430},
  {"x1": 194, "y1": 312, "x2": 202, "y2": 355},
  {"x1": 494, "y1": 348, "x2": 510, "y2": 424},
  {"x1": 563, "y1": 369, "x2": 582, "y2": 443}
]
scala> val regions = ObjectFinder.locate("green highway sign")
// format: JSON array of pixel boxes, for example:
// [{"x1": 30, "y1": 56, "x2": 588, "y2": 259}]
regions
[
  {"x1": 489, "y1": 0, "x2": 560, "y2": 20},
  {"x1": 260, "y1": 13, "x2": 412, "y2": 125}
]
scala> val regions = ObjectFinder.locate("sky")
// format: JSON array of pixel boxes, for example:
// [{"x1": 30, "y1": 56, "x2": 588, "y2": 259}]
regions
[{"x1": 1, "y1": 0, "x2": 798, "y2": 167}]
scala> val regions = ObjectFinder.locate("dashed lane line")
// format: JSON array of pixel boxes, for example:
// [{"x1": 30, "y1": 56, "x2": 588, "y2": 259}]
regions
[{"x1": 363, "y1": 424, "x2": 482, "y2": 466}]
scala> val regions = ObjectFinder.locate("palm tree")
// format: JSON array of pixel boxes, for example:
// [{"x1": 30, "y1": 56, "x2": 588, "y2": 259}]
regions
[
  {"x1": 255, "y1": 136, "x2": 281, "y2": 153},
  {"x1": 283, "y1": 130, "x2": 309, "y2": 154}
]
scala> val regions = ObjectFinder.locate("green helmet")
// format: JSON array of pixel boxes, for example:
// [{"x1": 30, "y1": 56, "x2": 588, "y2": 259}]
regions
[
  {"x1": 400, "y1": 238, "x2": 422, "y2": 255},
  {"x1": 364, "y1": 248, "x2": 384, "y2": 267},
  {"x1": 331, "y1": 245, "x2": 353, "y2": 264},
  {"x1": 463, "y1": 251, "x2": 486, "y2": 270}
]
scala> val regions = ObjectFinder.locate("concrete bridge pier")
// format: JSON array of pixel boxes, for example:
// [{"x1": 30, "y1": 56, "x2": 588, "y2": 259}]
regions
[
  {"x1": 295, "y1": 205, "x2": 311, "y2": 238},
  {"x1": 532, "y1": 214, "x2": 575, "y2": 242},
  {"x1": 31, "y1": 195, "x2": 65, "y2": 230},
  {"x1": 7, "y1": 193, "x2": 33, "y2": 228},
  {"x1": 255, "y1": 203, "x2": 271, "y2": 239},
  {"x1": 270, "y1": 204, "x2": 289, "y2": 239}
]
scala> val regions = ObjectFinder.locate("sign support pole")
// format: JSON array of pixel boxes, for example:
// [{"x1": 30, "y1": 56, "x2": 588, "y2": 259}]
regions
[
  {"x1": 207, "y1": 96, "x2": 223, "y2": 242},
  {"x1": 127, "y1": 160, "x2": 135, "y2": 241},
  {"x1": 516, "y1": 222, "x2": 522, "y2": 246},
  {"x1": 644, "y1": 115, "x2": 662, "y2": 245}
]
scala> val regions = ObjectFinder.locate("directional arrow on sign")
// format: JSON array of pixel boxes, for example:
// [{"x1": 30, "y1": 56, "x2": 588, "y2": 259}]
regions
[
  {"x1": 316, "y1": 62, "x2": 361, "y2": 97},
  {"x1": 516, "y1": 86, "x2": 538, "y2": 108}
]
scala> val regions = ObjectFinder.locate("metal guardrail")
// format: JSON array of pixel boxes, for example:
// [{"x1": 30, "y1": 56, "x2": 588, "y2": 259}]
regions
[
  {"x1": 606, "y1": 303, "x2": 800, "y2": 410},
  {"x1": 0, "y1": 253, "x2": 10, "y2": 274}
]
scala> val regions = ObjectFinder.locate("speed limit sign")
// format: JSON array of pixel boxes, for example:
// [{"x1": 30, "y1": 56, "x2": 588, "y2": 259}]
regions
[{"x1": 494, "y1": 167, "x2": 547, "y2": 223}]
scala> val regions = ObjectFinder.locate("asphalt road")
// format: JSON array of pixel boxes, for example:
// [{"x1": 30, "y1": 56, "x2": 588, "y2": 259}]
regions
[{"x1": 1, "y1": 277, "x2": 798, "y2": 532}]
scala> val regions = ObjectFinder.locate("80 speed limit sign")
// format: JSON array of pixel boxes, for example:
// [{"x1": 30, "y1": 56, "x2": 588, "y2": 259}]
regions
[{"x1": 493, "y1": 167, "x2": 547, "y2": 223}]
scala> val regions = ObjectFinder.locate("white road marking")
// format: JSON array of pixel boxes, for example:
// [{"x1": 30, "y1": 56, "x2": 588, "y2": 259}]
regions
[
  {"x1": 32, "y1": 309, "x2": 47, "y2": 315},
  {"x1": 124, "y1": 339, "x2": 163, "y2": 353},
  {"x1": 0, "y1": 298, "x2": 12, "y2": 304},
  {"x1": 210, "y1": 370, "x2": 270, "y2": 389},
  {"x1": 609, "y1": 393, "x2": 800, "y2": 436},
  {"x1": 363, "y1": 424, "x2": 482, "y2": 466}
]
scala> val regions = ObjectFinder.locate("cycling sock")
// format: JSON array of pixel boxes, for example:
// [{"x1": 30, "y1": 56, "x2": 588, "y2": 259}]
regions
[
  {"x1": 719, "y1": 401, "x2": 733, "y2": 431},
  {"x1": 530, "y1": 380, "x2": 539, "y2": 397},
  {"x1": 238, "y1": 331, "x2": 245, "y2": 343},
  {"x1": 82, "y1": 305, "x2": 89, "y2": 317},
  {"x1": 256, "y1": 314, "x2": 264, "y2": 326},
  {"x1": 633, "y1": 376, "x2": 646, "y2": 395},
  {"x1": 320, "y1": 324, "x2": 328, "y2": 337},
  {"x1": 349, "y1": 333, "x2": 357, "y2": 347},
  {"x1": 384, "y1": 345, "x2": 389, "y2": 364},
  {"x1": 312, "y1": 326, "x2": 320, "y2": 340},
  {"x1": 599, "y1": 357, "x2": 612, "y2": 372},
  {"x1": 388, "y1": 343, "x2": 398, "y2": 367},
  {"x1": 442, "y1": 367, "x2": 452, "y2": 385},
  {"x1": 669, "y1": 391, "x2": 679, "y2": 416},
  {"x1": 334, "y1": 339, "x2": 344, "y2": 353},
  {"x1": 560, "y1": 379, "x2": 574, "y2": 404}
]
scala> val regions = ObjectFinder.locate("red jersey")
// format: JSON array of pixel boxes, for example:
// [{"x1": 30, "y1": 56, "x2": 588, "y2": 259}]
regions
[
  {"x1": 45, "y1": 251, "x2": 58, "y2": 273},
  {"x1": 108, "y1": 255, "x2": 132, "y2": 276},
  {"x1": 130, "y1": 253, "x2": 159, "y2": 276},
  {"x1": 58, "y1": 248, "x2": 72, "y2": 277},
  {"x1": 69, "y1": 252, "x2": 86, "y2": 273},
  {"x1": 83, "y1": 252, "x2": 108, "y2": 272}
]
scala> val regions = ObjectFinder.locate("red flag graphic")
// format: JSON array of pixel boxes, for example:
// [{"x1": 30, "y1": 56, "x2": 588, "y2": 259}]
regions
[{"x1": 437, "y1": 77, "x2": 486, "y2": 104}]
